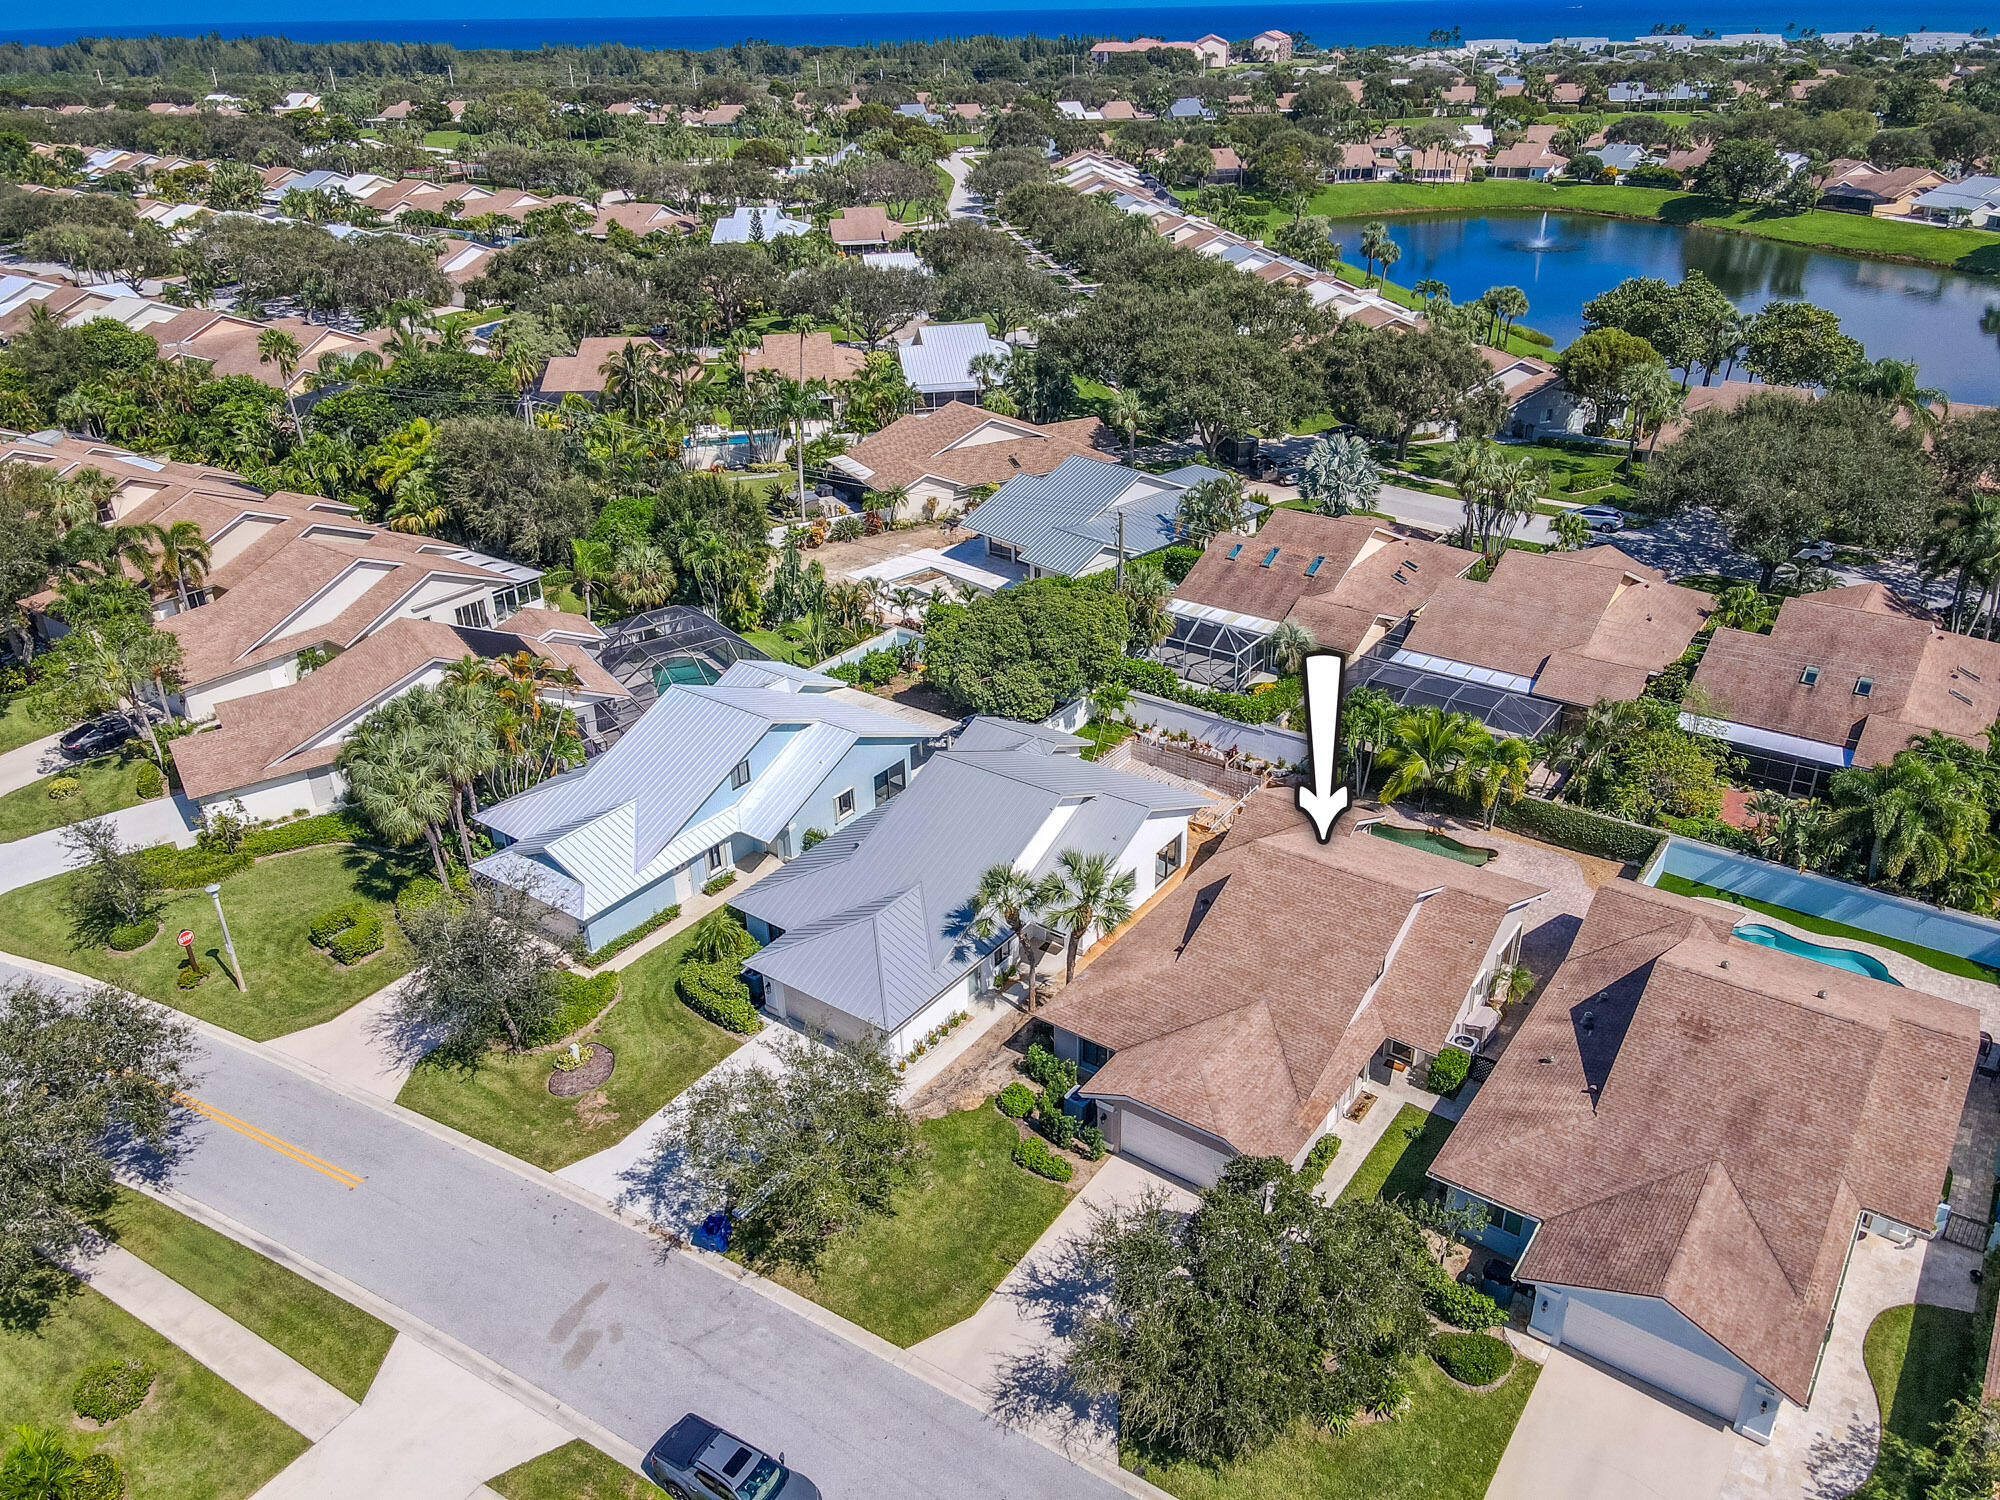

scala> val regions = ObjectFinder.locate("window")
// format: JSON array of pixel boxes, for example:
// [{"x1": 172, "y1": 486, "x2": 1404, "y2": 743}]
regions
[
  {"x1": 1499, "y1": 1209, "x2": 1525, "y2": 1237},
  {"x1": 1155, "y1": 834, "x2": 1183, "y2": 882},
  {"x1": 874, "y1": 761, "x2": 907, "y2": 806},
  {"x1": 1800, "y1": 666, "x2": 1820, "y2": 687},
  {"x1": 835, "y1": 787, "x2": 856, "y2": 821},
  {"x1": 1259, "y1": 547, "x2": 1280, "y2": 568},
  {"x1": 730, "y1": 757, "x2": 751, "y2": 789},
  {"x1": 1226, "y1": 543, "x2": 1243, "y2": 560},
  {"x1": 1305, "y1": 555, "x2": 1325, "y2": 576},
  {"x1": 705, "y1": 843, "x2": 726, "y2": 874},
  {"x1": 453, "y1": 600, "x2": 493, "y2": 629},
  {"x1": 1854, "y1": 676, "x2": 1873, "y2": 697},
  {"x1": 1079, "y1": 1039, "x2": 1113, "y2": 1076}
]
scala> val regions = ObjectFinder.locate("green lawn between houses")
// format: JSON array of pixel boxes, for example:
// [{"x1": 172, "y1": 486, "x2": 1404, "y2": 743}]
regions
[
  {"x1": 492, "y1": 1440, "x2": 655, "y2": 1500},
  {"x1": 1651, "y1": 872, "x2": 2000, "y2": 984},
  {"x1": 0, "y1": 843, "x2": 426, "y2": 1039},
  {"x1": 395, "y1": 923, "x2": 743, "y2": 1171},
  {"x1": 758, "y1": 1104, "x2": 1073, "y2": 1348},
  {"x1": 1392, "y1": 439, "x2": 1642, "y2": 506},
  {"x1": 1337, "y1": 1104, "x2": 1456, "y2": 1205},
  {"x1": 0, "y1": 693, "x2": 53, "y2": 755},
  {"x1": 0, "y1": 750, "x2": 157, "y2": 843},
  {"x1": 1864, "y1": 1302, "x2": 1981, "y2": 1453},
  {"x1": 0, "y1": 1280, "x2": 309, "y2": 1500},
  {"x1": 98, "y1": 1188, "x2": 397, "y2": 1403}
]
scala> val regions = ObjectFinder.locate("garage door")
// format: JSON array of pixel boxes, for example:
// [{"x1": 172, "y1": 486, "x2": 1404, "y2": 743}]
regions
[
  {"x1": 1115, "y1": 1109, "x2": 1229, "y2": 1187},
  {"x1": 1559, "y1": 1298, "x2": 1748, "y2": 1419}
]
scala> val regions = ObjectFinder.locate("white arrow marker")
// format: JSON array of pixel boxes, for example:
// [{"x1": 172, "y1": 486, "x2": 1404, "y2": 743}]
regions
[{"x1": 1296, "y1": 651, "x2": 1350, "y2": 843}]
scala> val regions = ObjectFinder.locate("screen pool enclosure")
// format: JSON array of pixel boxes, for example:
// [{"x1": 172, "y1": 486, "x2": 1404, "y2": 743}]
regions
[
  {"x1": 590, "y1": 606, "x2": 771, "y2": 740},
  {"x1": 1345, "y1": 654, "x2": 1564, "y2": 742}
]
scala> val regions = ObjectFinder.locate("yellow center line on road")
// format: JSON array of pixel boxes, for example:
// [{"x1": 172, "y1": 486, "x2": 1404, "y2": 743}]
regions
[{"x1": 173, "y1": 1092, "x2": 366, "y2": 1190}]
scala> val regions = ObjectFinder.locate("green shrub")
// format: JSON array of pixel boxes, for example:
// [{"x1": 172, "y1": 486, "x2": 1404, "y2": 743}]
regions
[
  {"x1": 702, "y1": 870, "x2": 737, "y2": 897},
  {"x1": 525, "y1": 972, "x2": 620, "y2": 1045},
  {"x1": 1077, "y1": 1123, "x2": 1105, "y2": 1160},
  {"x1": 1041, "y1": 1100, "x2": 1077, "y2": 1149},
  {"x1": 140, "y1": 842, "x2": 253, "y2": 889},
  {"x1": 240, "y1": 808, "x2": 372, "y2": 856},
  {"x1": 394, "y1": 872, "x2": 471, "y2": 925},
  {"x1": 134, "y1": 763, "x2": 164, "y2": 799},
  {"x1": 1425, "y1": 1046, "x2": 1471, "y2": 1097},
  {"x1": 1423, "y1": 1266, "x2": 1505, "y2": 1330},
  {"x1": 47, "y1": 774, "x2": 79, "y2": 801},
  {"x1": 1431, "y1": 1331, "x2": 1514, "y2": 1386},
  {"x1": 74, "y1": 1452, "x2": 123, "y2": 1500},
  {"x1": 1013, "y1": 1134, "x2": 1074, "y2": 1182},
  {"x1": 850, "y1": 647, "x2": 903, "y2": 688},
  {"x1": 997, "y1": 1081, "x2": 1036, "y2": 1118},
  {"x1": 677, "y1": 959, "x2": 762, "y2": 1033},
  {"x1": 1023, "y1": 1041, "x2": 1078, "y2": 1096},
  {"x1": 307, "y1": 900, "x2": 384, "y2": 965},
  {"x1": 576, "y1": 903, "x2": 681, "y2": 966},
  {"x1": 1517, "y1": 325, "x2": 1556, "y2": 347},
  {"x1": 1300, "y1": 1132, "x2": 1341, "y2": 1187},
  {"x1": 106, "y1": 921, "x2": 157, "y2": 952},
  {"x1": 800, "y1": 828, "x2": 827, "y2": 851},
  {"x1": 1491, "y1": 796, "x2": 1666, "y2": 866},
  {"x1": 1158, "y1": 544, "x2": 1205, "y2": 584},
  {"x1": 72, "y1": 1358, "x2": 154, "y2": 1423},
  {"x1": 175, "y1": 956, "x2": 207, "y2": 989},
  {"x1": 689, "y1": 909, "x2": 759, "y2": 964}
]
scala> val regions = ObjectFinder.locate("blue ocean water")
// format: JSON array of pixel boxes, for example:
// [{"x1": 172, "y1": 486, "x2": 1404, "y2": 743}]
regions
[{"x1": 4, "y1": 2, "x2": 1994, "y2": 52}]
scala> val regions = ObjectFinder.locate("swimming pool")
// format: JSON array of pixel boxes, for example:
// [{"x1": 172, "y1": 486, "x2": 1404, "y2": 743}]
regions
[
  {"x1": 1367, "y1": 823, "x2": 1497, "y2": 868},
  {"x1": 1732, "y1": 923, "x2": 1902, "y2": 986}
]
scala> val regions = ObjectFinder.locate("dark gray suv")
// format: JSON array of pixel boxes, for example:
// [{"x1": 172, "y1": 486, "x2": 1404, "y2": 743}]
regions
[{"x1": 643, "y1": 1415, "x2": 821, "y2": 1500}]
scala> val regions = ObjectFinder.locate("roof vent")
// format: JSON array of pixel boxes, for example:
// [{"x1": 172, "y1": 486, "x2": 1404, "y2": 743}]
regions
[
  {"x1": 1952, "y1": 688, "x2": 1975, "y2": 706},
  {"x1": 1538, "y1": 1055, "x2": 1554, "y2": 1065},
  {"x1": 1719, "y1": 959, "x2": 1730, "y2": 969},
  {"x1": 1817, "y1": 989, "x2": 1829, "y2": 998}
]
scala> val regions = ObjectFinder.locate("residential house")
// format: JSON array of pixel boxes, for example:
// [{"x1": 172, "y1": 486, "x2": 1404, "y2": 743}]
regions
[
  {"x1": 734, "y1": 718, "x2": 1211, "y2": 1059},
  {"x1": 1441, "y1": 83, "x2": 1484, "y2": 113},
  {"x1": 710, "y1": 204, "x2": 811, "y2": 243},
  {"x1": 896, "y1": 321, "x2": 1013, "y2": 407},
  {"x1": 962, "y1": 453, "x2": 1232, "y2": 578},
  {"x1": 1910, "y1": 175, "x2": 2000, "y2": 227},
  {"x1": 434, "y1": 239, "x2": 499, "y2": 296},
  {"x1": 827, "y1": 205, "x2": 909, "y2": 251},
  {"x1": 274, "y1": 91, "x2": 321, "y2": 113},
  {"x1": 1251, "y1": 29, "x2": 1295, "y2": 61},
  {"x1": 1687, "y1": 583, "x2": 2000, "y2": 796},
  {"x1": 537, "y1": 336, "x2": 688, "y2": 403},
  {"x1": 1046, "y1": 790, "x2": 1547, "y2": 1187},
  {"x1": 738, "y1": 330, "x2": 866, "y2": 384},
  {"x1": 1169, "y1": 97, "x2": 1213, "y2": 121},
  {"x1": 590, "y1": 201, "x2": 699, "y2": 239},
  {"x1": 1328, "y1": 142, "x2": 1388, "y2": 181},
  {"x1": 1488, "y1": 139, "x2": 1569, "y2": 179},
  {"x1": 1402, "y1": 145, "x2": 1477, "y2": 182},
  {"x1": 1430, "y1": 880, "x2": 1977, "y2": 1440},
  {"x1": 1485, "y1": 349, "x2": 1583, "y2": 437},
  {"x1": 1089, "y1": 37, "x2": 1207, "y2": 65},
  {"x1": 1820, "y1": 161, "x2": 1948, "y2": 217},
  {"x1": 826, "y1": 401, "x2": 1107, "y2": 519},
  {"x1": 1192, "y1": 34, "x2": 1231, "y2": 67},
  {"x1": 1161, "y1": 510, "x2": 1478, "y2": 689},
  {"x1": 474, "y1": 660, "x2": 936, "y2": 950},
  {"x1": 1207, "y1": 147, "x2": 1246, "y2": 185}
]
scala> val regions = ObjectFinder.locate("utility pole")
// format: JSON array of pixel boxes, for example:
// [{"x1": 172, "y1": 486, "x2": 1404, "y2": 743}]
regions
[{"x1": 1116, "y1": 511, "x2": 1126, "y2": 587}]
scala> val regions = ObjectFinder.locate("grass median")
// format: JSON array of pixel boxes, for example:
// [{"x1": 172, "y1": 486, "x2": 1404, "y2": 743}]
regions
[{"x1": 0, "y1": 750, "x2": 156, "y2": 843}]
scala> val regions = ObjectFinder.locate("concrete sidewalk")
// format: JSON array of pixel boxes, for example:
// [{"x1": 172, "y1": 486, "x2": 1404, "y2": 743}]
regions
[
  {"x1": 79, "y1": 1242, "x2": 357, "y2": 1441},
  {"x1": 267, "y1": 975, "x2": 432, "y2": 1100},
  {"x1": 0, "y1": 793, "x2": 198, "y2": 894}
]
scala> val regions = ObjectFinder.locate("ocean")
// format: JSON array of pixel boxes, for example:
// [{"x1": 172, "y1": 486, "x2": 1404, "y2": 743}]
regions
[{"x1": 3, "y1": 2, "x2": 1994, "y2": 54}]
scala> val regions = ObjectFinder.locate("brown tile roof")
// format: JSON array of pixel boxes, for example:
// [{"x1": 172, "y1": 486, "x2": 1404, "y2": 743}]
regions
[
  {"x1": 1399, "y1": 546, "x2": 1713, "y2": 706},
  {"x1": 1431, "y1": 880, "x2": 1978, "y2": 1403},
  {"x1": 1173, "y1": 509, "x2": 1476, "y2": 648},
  {"x1": 827, "y1": 205, "x2": 908, "y2": 246},
  {"x1": 739, "y1": 331, "x2": 866, "y2": 384},
  {"x1": 540, "y1": 336, "x2": 665, "y2": 396},
  {"x1": 1490, "y1": 140, "x2": 1569, "y2": 171},
  {"x1": 837, "y1": 401, "x2": 1105, "y2": 491},
  {"x1": 1052, "y1": 790, "x2": 1545, "y2": 1161},
  {"x1": 170, "y1": 616, "x2": 626, "y2": 800},
  {"x1": 1691, "y1": 584, "x2": 2000, "y2": 767},
  {"x1": 590, "y1": 201, "x2": 698, "y2": 238},
  {"x1": 500, "y1": 606, "x2": 603, "y2": 642}
]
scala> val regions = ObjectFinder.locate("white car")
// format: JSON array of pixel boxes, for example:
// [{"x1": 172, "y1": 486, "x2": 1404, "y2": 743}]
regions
[
  {"x1": 1573, "y1": 505, "x2": 1626, "y2": 533},
  {"x1": 1793, "y1": 540, "x2": 1836, "y2": 562}
]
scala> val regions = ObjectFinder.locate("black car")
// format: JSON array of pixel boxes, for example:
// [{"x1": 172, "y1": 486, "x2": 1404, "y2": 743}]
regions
[
  {"x1": 59, "y1": 716, "x2": 131, "y2": 760},
  {"x1": 643, "y1": 1415, "x2": 820, "y2": 1500}
]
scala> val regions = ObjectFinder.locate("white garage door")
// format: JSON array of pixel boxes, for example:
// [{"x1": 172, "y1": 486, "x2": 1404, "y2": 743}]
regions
[
  {"x1": 1559, "y1": 1298, "x2": 1748, "y2": 1420},
  {"x1": 1115, "y1": 1109, "x2": 1229, "y2": 1187}
]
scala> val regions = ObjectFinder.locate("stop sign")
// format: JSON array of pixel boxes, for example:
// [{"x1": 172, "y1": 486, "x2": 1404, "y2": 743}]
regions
[{"x1": 178, "y1": 930, "x2": 194, "y2": 948}]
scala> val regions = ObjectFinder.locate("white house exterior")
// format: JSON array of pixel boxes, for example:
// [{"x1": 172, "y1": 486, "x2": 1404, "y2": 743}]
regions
[
  {"x1": 474, "y1": 661, "x2": 936, "y2": 951},
  {"x1": 732, "y1": 717, "x2": 1211, "y2": 1060}
]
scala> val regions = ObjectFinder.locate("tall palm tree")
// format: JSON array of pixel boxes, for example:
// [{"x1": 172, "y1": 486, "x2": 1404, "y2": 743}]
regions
[
  {"x1": 1621, "y1": 361, "x2": 1686, "y2": 470},
  {"x1": 1453, "y1": 732, "x2": 1532, "y2": 827},
  {"x1": 257, "y1": 327, "x2": 305, "y2": 431},
  {"x1": 1481, "y1": 285, "x2": 1529, "y2": 346},
  {"x1": 1266, "y1": 619, "x2": 1317, "y2": 679},
  {"x1": 967, "y1": 863, "x2": 1052, "y2": 1009},
  {"x1": 1551, "y1": 510, "x2": 1591, "y2": 551},
  {"x1": 1106, "y1": 386, "x2": 1143, "y2": 461},
  {"x1": 419, "y1": 685, "x2": 500, "y2": 867},
  {"x1": 340, "y1": 721, "x2": 454, "y2": 884},
  {"x1": 151, "y1": 519, "x2": 212, "y2": 612},
  {"x1": 1836, "y1": 357, "x2": 1948, "y2": 433},
  {"x1": 569, "y1": 537, "x2": 610, "y2": 620},
  {"x1": 1340, "y1": 685, "x2": 1396, "y2": 793},
  {"x1": 1376, "y1": 706, "x2": 1490, "y2": 813},
  {"x1": 1830, "y1": 750, "x2": 1986, "y2": 887},
  {"x1": 1357, "y1": 221, "x2": 1393, "y2": 287},
  {"x1": 1039, "y1": 848, "x2": 1138, "y2": 984}
]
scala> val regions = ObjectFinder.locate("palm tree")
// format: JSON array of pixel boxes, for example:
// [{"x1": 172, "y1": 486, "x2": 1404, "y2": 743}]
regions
[
  {"x1": 1413, "y1": 278, "x2": 1450, "y2": 309},
  {"x1": 1039, "y1": 848, "x2": 1138, "y2": 984},
  {"x1": 1454, "y1": 732, "x2": 1532, "y2": 827},
  {"x1": 1377, "y1": 706, "x2": 1490, "y2": 812},
  {"x1": 1712, "y1": 584, "x2": 1776, "y2": 633},
  {"x1": 1267, "y1": 619, "x2": 1317, "y2": 679},
  {"x1": 1176, "y1": 474, "x2": 1251, "y2": 543},
  {"x1": 569, "y1": 537, "x2": 610, "y2": 620},
  {"x1": 1106, "y1": 386, "x2": 1143, "y2": 461},
  {"x1": 1117, "y1": 560, "x2": 1173, "y2": 650},
  {"x1": 151, "y1": 519, "x2": 212, "y2": 612},
  {"x1": 1620, "y1": 361, "x2": 1685, "y2": 470},
  {"x1": 1, "y1": 1425, "x2": 83, "y2": 1499},
  {"x1": 967, "y1": 863, "x2": 1051, "y2": 1009},
  {"x1": 1836, "y1": 357, "x2": 1948, "y2": 432},
  {"x1": 1299, "y1": 433, "x2": 1381, "y2": 517},
  {"x1": 420, "y1": 685, "x2": 500, "y2": 867},
  {"x1": 1448, "y1": 438, "x2": 1542, "y2": 555},
  {"x1": 1925, "y1": 489, "x2": 2000, "y2": 638},
  {"x1": 257, "y1": 327, "x2": 305, "y2": 431},
  {"x1": 1357, "y1": 221, "x2": 1393, "y2": 287},
  {"x1": 1481, "y1": 285, "x2": 1529, "y2": 346},
  {"x1": 1340, "y1": 685, "x2": 1396, "y2": 793},
  {"x1": 341, "y1": 722, "x2": 455, "y2": 884},
  {"x1": 1551, "y1": 510, "x2": 1591, "y2": 551},
  {"x1": 600, "y1": 340, "x2": 660, "y2": 424},
  {"x1": 1831, "y1": 751, "x2": 1986, "y2": 888}
]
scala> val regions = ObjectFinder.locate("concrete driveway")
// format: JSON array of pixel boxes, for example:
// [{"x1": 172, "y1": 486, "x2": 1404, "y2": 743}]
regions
[
  {"x1": 0, "y1": 793, "x2": 198, "y2": 894},
  {"x1": 1489, "y1": 1346, "x2": 1737, "y2": 1500}
]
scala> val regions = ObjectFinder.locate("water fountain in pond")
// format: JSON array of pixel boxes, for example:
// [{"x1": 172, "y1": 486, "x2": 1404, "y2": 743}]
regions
[{"x1": 1524, "y1": 211, "x2": 1556, "y2": 250}]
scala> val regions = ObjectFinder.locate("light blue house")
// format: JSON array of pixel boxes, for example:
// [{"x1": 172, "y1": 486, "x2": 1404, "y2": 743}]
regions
[
  {"x1": 961, "y1": 454, "x2": 1234, "y2": 579},
  {"x1": 473, "y1": 660, "x2": 936, "y2": 951}
]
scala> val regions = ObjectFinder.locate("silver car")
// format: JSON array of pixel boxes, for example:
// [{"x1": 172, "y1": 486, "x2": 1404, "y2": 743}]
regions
[
  {"x1": 643, "y1": 1415, "x2": 820, "y2": 1500},
  {"x1": 1573, "y1": 505, "x2": 1626, "y2": 533}
]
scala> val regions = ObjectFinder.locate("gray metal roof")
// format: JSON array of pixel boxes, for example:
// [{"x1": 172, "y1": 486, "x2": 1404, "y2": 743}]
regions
[
  {"x1": 896, "y1": 322, "x2": 1012, "y2": 394},
  {"x1": 736, "y1": 738, "x2": 1210, "y2": 1034},
  {"x1": 962, "y1": 454, "x2": 1202, "y2": 576},
  {"x1": 953, "y1": 716, "x2": 1088, "y2": 756}
]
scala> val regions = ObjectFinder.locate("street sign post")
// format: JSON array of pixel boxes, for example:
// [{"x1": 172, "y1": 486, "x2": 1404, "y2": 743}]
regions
[{"x1": 177, "y1": 930, "x2": 194, "y2": 949}]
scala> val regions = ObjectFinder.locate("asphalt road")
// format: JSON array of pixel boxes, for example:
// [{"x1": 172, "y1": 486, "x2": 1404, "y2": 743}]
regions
[{"x1": 10, "y1": 960, "x2": 1121, "y2": 1500}]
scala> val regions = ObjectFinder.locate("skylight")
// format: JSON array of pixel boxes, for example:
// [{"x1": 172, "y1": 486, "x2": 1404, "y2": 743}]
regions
[
  {"x1": 1305, "y1": 555, "x2": 1325, "y2": 576},
  {"x1": 1260, "y1": 548, "x2": 1279, "y2": 568},
  {"x1": 1226, "y1": 543, "x2": 1243, "y2": 560},
  {"x1": 1854, "y1": 677, "x2": 1873, "y2": 697},
  {"x1": 1800, "y1": 666, "x2": 1820, "y2": 687}
]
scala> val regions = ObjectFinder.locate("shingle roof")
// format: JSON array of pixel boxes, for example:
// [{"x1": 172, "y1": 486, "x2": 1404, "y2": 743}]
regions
[
  {"x1": 1431, "y1": 880, "x2": 1978, "y2": 1404},
  {"x1": 835, "y1": 401, "x2": 1106, "y2": 491},
  {"x1": 738, "y1": 331, "x2": 865, "y2": 384},
  {"x1": 827, "y1": 205, "x2": 908, "y2": 246},
  {"x1": 1051, "y1": 790, "x2": 1545, "y2": 1160}
]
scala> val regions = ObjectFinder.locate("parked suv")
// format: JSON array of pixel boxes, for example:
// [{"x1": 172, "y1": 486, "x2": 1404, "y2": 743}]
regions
[{"x1": 643, "y1": 1415, "x2": 820, "y2": 1500}]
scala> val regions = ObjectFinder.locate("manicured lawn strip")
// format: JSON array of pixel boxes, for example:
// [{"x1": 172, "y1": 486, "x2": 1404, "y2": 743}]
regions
[
  {"x1": 0, "y1": 1280, "x2": 309, "y2": 1500},
  {"x1": 0, "y1": 751, "x2": 153, "y2": 843},
  {"x1": 98, "y1": 1188, "x2": 396, "y2": 1402},
  {"x1": 1337, "y1": 1104, "x2": 1454, "y2": 1205},
  {"x1": 1131, "y1": 1355, "x2": 1539, "y2": 1500},
  {"x1": 0, "y1": 843, "x2": 425, "y2": 1039},
  {"x1": 396, "y1": 924, "x2": 741, "y2": 1171},
  {"x1": 1864, "y1": 1303, "x2": 1980, "y2": 1450},
  {"x1": 491, "y1": 1440, "x2": 654, "y2": 1500},
  {"x1": 759, "y1": 1105, "x2": 1071, "y2": 1347},
  {"x1": 1078, "y1": 719, "x2": 1137, "y2": 761},
  {"x1": 0, "y1": 693, "x2": 53, "y2": 755},
  {"x1": 1295, "y1": 181, "x2": 2000, "y2": 272},
  {"x1": 741, "y1": 624, "x2": 815, "y2": 665},
  {"x1": 1651, "y1": 873, "x2": 2000, "y2": 983},
  {"x1": 1394, "y1": 440, "x2": 1641, "y2": 505}
]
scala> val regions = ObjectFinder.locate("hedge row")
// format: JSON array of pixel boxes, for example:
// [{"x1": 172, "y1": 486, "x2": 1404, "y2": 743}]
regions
[
  {"x1": 997, "y1": 1081, "x2": 1036, "y2": 1118},
  {"x1": 1431, "y1": 1331, "x2": 1513, "y2": 1386},
  {"x1": 307, "y1": 899, "x2": 384, "y2": 965},
  {"x1": 142, "y1": 809, "x2": 377, "y2": 889},
  {"x1": 1490, "y1": 795, "x2": 1666, "y2": 867},
  {"x1": 678, "y1": 959, "x2": 762, "y2": 1034},
  {"x1": 1299, "y1": 1133, "x2": 1341, "y2": 1188},
  {"x1": 576, "y1": 902, "x2": 681, "y2": 967},
  {"x1": 1423, "y1": 1266, "x2": 1505, "y2": 1330},
  {"x1": 1110, "y1": 658, "x2": 1302, "y2": 729},
  {"x1": 526, "y1": 971, "x2": 621, "y2": 1046},
  {"x1": 1013, "y1": 1135, "x2": 1074, "y2": 1182}
]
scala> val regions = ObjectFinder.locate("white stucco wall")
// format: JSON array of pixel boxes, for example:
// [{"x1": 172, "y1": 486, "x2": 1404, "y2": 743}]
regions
[
  {"x1": 183, "y1": 656, "x2": 299, "y2": 718},
  {"x1": 201, "y1": 765, "x2": 343, "y2": 822}
]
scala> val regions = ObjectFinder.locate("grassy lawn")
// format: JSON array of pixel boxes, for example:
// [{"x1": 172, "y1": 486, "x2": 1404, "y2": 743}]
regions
[
  {"x1": 0, "y1": 693, "x2": 53, "y2": 755},
  {"x1": 1652, "y1": 873, "x2": 2000, "y2": 984},
  {"x1": 0, "y1": 1280, "x2": 309, "y2": 1500},
  {"x1": 1338, "y1": 1104, "x2": 1455, "y2": 1205},
  {"x1": 1298, "y1": 181, "x2": 2000, "y2": 273},
  {"x1": 396, "y1": 924, "x2": 741, "y2": 1171},
  {"x1": 422, "y1": 129, "x2": 470, "y2": 147},
  {"x1": 741, "y1": 624, "x2": 817, "y2": 666},
  {"x1": 0, "y1": 750, "x2": 156, "y2": 843},
  {"x1": 0, "y1": 843, "x2": 425, "y2": 1039},
  {"x1": 1077, "y1": 719, "x2": 1137, "y2": 761},
  {"x1": 759, "y1": 1105, "x2": 1072, "y2": 1347},
  {"x1": 1393, "y1": 440, "x2": 1640, "y2": 504},
  {"x1": 1132, "y1": 1355, "x2": 1539, "y2": 1500},
  {"x1": 98, "y1": 1188, "x2": 396, "y2": 1402},
  {"x1": 1864, "y1": 1303, "x2": 1980, "y2": 1449},
  {"x1": 492, "y1": 1440, "x2": 653, "y2": 1500}
]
